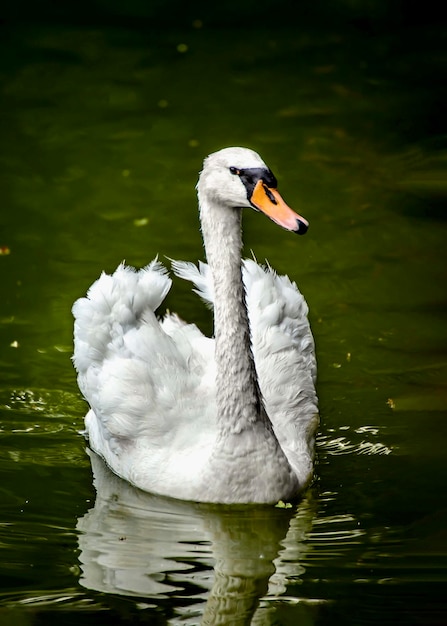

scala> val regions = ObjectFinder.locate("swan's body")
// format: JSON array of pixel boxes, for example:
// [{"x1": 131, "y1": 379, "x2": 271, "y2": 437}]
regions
[{"x1": 73, "y1": 147, "x2": 318, "y2": 504}]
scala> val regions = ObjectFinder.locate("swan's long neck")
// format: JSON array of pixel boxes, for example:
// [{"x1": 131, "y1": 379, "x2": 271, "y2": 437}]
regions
[{"x1": 199, "y1": 197, "x2": 263, "y2": 435}]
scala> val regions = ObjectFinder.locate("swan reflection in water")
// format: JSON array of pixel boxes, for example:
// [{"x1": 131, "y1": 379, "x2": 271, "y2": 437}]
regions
[{"x1": 77, "y1": 449, "x2": 319, "y2": 624}]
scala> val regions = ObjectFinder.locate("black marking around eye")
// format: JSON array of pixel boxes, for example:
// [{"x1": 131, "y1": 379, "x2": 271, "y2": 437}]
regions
[
  {"x1": 229, "y1": 166, "x2": 240, "y2": 175},
  {"x1": 237, "y1": 167, "x2": 278, "y2": 201}
]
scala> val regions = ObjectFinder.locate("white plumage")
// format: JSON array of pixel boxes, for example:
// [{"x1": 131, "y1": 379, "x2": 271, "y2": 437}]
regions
[{"x1": 73, "y1": 147, "x2": 318, "y2": 504}]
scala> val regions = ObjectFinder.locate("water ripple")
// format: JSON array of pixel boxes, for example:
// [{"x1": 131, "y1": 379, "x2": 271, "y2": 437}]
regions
[{"x1": 318, "y1": 424, "x2": 394, "y2": 456}]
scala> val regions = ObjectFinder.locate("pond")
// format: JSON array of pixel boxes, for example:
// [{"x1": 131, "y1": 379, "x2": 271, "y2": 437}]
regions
[{"x1": 1, "y1": 3, "x2": 446, "y2": 625}]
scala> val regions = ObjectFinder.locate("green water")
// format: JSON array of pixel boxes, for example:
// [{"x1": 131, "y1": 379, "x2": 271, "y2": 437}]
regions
[{"x1": 1, "y1": 5, "x2": 446, "y2": 625}]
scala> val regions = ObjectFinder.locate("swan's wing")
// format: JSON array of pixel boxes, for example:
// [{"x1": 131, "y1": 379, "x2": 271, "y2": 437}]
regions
[
  {"x1": 171, "y1": 259, "x2": 214, "y2": 308},
  {"x1": 73, "y1": 260, "x2": 171, "y2": 373},
  {"x1": 173, "y1": 257, "x2": 319, "y2": 484},
  {"x1": 172, "y1": 257, "x2": 316, "y2": 385},
  {"x1": 243, "y1": 259, "x2": 318, "y2": 483},
  {"x1": 242, "y1": 258, "x2": 317, "y2": 386},
  {"x1": 72, "y1": 261, "x2": 217, "y2": 495}
]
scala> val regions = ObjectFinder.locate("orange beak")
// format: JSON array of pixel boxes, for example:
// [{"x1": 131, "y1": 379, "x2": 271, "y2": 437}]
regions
[{"x1": 250, "y1": 180, "x2": 308, "y2": 234}]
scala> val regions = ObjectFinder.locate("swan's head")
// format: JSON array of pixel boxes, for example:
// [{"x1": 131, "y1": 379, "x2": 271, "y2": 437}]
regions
[{"x1": 197, "y1": 147, "x2": 308, "y2": 234}]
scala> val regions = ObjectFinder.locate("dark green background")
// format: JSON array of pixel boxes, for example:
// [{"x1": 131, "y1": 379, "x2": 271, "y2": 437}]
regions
[{"x1": 1, "y1": 2, "x2": 446, "y2": 624}]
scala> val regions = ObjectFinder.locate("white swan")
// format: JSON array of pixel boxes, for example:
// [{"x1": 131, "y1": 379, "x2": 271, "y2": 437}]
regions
[{"x1": 73, "y1": 147, "x2": 318, "y2": 504}]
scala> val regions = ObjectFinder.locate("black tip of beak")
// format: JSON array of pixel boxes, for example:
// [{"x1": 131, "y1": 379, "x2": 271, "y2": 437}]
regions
[{"x1": 295, "y1": 218, "x2": 309, "y2": 235}]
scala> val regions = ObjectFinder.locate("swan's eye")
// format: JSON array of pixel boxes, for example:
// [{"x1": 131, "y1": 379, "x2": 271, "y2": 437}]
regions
[{"x1": 229, "y1": 166, "x2": 240, "y2": 175}]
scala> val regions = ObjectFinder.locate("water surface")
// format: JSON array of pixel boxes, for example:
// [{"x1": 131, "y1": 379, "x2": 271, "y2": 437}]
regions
[{"x1": 1, "y1": 6, "x2": 446, "y2": 625}]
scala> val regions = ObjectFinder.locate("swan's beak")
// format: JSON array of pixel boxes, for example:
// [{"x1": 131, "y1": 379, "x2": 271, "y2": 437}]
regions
[{"x1": 250, "y1": 180, "x2": 309, "y2": 234}]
